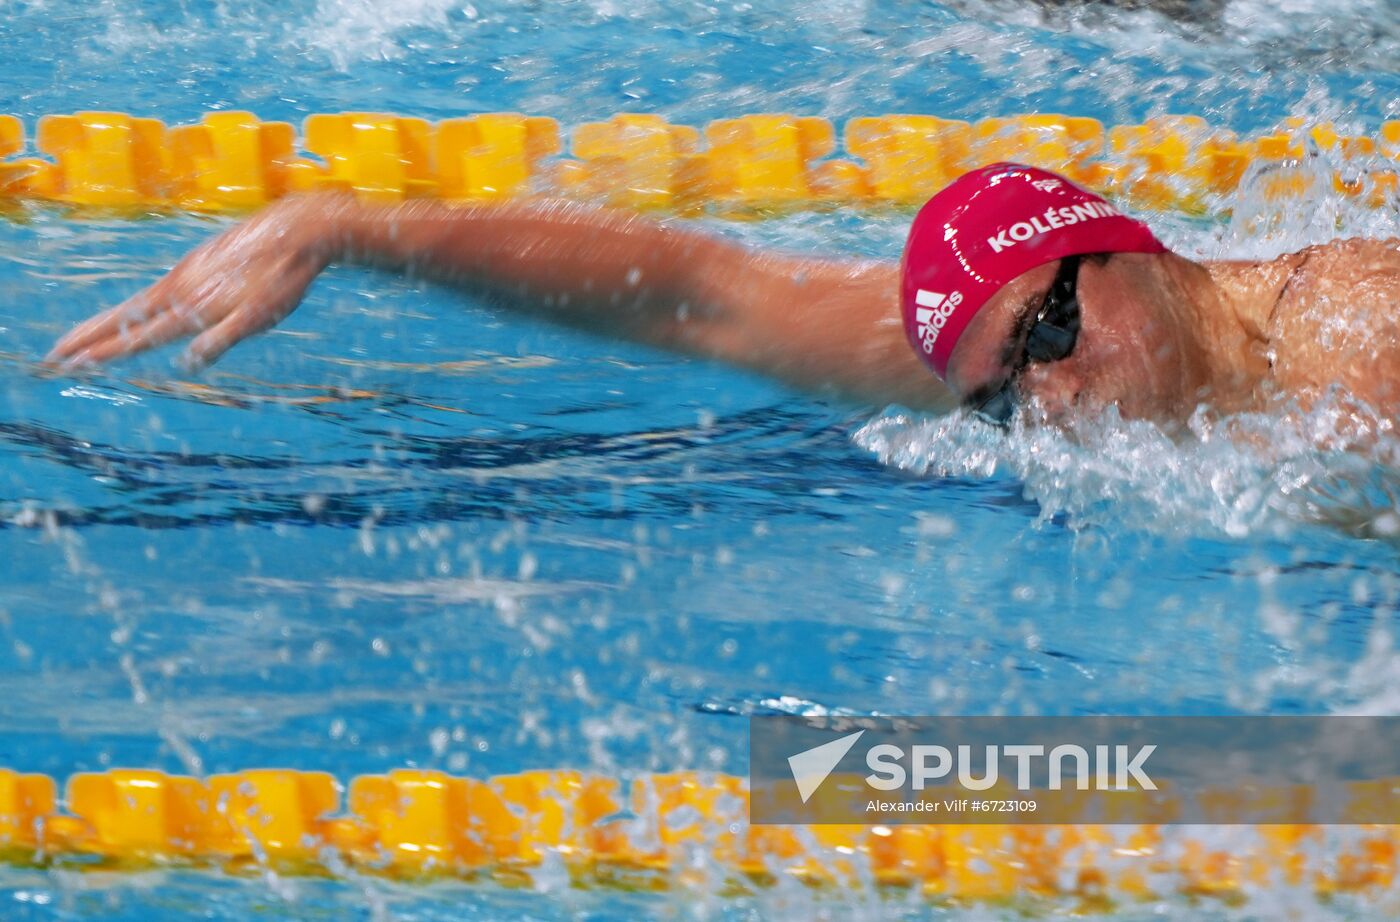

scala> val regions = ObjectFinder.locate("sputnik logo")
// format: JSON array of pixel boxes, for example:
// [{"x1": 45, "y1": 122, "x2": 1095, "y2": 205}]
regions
[{"x1": 787, "y1": 730, "x2": 865, "y2": 803}]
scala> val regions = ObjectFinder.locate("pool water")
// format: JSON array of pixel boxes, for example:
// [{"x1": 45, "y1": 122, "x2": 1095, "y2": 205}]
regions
[{"x1": 3, "y1": 0, "x2": 1400, "y2": 918}]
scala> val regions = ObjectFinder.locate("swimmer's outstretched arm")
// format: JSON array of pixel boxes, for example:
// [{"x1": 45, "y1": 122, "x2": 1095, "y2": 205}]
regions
[{"x1": 47, "y1": 195, "x2": 955, "y2": 411}]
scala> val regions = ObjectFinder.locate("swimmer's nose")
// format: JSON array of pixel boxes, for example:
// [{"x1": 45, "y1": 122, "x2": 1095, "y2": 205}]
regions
[{"x1": 1019, "y1": 362, "x2": 1082, "y2": 419}]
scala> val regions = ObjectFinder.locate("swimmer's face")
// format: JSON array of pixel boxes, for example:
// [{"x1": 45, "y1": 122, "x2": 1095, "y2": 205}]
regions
[{"x1": 945, "y1": 251, "x2": 1203, "y2": 422}]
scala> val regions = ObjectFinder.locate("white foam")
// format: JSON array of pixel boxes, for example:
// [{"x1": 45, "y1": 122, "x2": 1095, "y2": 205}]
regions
[
  {"x1": 855, "y1": 395, "x2": 1400, "y2": 540},
  {"x1": 301, "y1": 0, "x2": 464, "y2": 70}
]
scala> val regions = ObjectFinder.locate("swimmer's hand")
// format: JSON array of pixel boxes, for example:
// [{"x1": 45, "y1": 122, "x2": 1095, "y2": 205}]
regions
[{"x1": 47, "y1": 197, "x2": 330, "y2": 369}]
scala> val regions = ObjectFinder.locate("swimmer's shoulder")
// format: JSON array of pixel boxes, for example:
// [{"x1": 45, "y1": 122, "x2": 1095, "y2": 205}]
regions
[
  {"x1": 1206, "y1": 250, "x2": 1306, "y2": 343},
  {"x1": 1270, "y1": 237, "x2": 1400, "y2": 323},
  {"x1": 1288, "y1": 236, "x2": 1400, "y2": 273},
  {"x1": 1265, "y1": 236, "x2": 1400, "y2": 412}
]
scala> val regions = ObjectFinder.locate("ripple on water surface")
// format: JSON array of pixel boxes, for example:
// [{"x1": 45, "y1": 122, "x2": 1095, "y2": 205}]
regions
[{"x1": 3, "y1": 0, "x2": 1400, "y2": 918}]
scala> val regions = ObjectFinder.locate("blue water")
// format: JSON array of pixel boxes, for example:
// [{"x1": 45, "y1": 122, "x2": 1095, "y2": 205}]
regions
[{"x1": 3, "y1": 0, "x2": 1400, "y2": 918}]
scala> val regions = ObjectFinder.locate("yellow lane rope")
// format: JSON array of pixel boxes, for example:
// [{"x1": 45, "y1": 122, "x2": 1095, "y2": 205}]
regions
[
  {"x1": 0, "y1": 111, "x2": 1394, "y2": 217},
  {"x1": 0, "y1": 767, "x2": 1395, "y2": 906}
]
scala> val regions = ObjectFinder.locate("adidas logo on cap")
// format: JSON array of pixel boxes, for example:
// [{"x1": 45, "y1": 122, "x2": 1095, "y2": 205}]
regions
[{"x1": 914, "y1": 289, "x2": 962, "y2": 353}]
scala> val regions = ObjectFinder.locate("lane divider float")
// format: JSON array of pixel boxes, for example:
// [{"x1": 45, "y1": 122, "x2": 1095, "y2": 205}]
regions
[
  {"x1": 0, "y1": 111, "x2": 1397, "y2": 216},
  {"x1": 0, "y1": 767, "x2": 1396, "y2": 906}
]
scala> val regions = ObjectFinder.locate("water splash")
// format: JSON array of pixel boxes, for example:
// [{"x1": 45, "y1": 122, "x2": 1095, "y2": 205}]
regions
[
  {"x1": 1218, "y1": 135, "x2": 1400, "y2": 258},
  {"x1": 855, "y1": 396, "x2": 1400, "y2": 540},
  {"x1": 301, "y1": 0, "x2": 466, "y2": 69}
]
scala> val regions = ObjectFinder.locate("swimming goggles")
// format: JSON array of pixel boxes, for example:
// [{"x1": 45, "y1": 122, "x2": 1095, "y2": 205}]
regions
[{"x1": 972, "y1": 254, "x2": 1084, "y2": 426}]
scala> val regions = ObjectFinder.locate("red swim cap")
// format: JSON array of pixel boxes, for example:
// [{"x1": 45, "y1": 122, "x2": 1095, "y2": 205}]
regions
[{"x1": 900, "y1": 162, "x2": 1165, "y2": 380}]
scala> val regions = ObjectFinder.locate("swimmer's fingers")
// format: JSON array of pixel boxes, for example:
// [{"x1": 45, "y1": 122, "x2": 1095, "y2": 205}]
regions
[
  {"x1": 181, "y1": 259, "x2": 323, "y2": 368},
  {"x1": 182, "y1": 304, "x2": 279, "y2": 370},
  {"x1": 45, "y1": 288, "x2": 167, "y2": 365},
  {"x1": 182, "y1": 260, "x2": 319, "y2": 366},
  {"x1": 67, "y1": 303, "x2": 212, "y2": 365}
]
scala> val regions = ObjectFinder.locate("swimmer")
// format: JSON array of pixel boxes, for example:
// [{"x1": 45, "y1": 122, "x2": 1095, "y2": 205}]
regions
[{"x1": 44, "y1": 162, "x2": 1400, "y2": 425}]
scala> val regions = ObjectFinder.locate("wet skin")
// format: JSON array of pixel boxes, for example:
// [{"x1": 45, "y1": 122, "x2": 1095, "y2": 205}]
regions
[
  {"x1": 947, "y1": 251, "x2": 1255, "y2": 423},
  {"x1": 43, "y1": 194, "x2": 1400, "y2": 425}
]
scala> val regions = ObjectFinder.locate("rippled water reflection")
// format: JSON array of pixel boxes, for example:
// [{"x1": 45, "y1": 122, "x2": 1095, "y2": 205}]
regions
[{"x1": 3, "y1": 0, "x2": 1400, "y2": 918}]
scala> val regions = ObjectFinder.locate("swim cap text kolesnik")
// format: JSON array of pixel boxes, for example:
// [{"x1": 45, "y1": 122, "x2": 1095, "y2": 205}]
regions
[{"x1": 900, "y1": 163, "x2": 1165, "y2": 380}]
